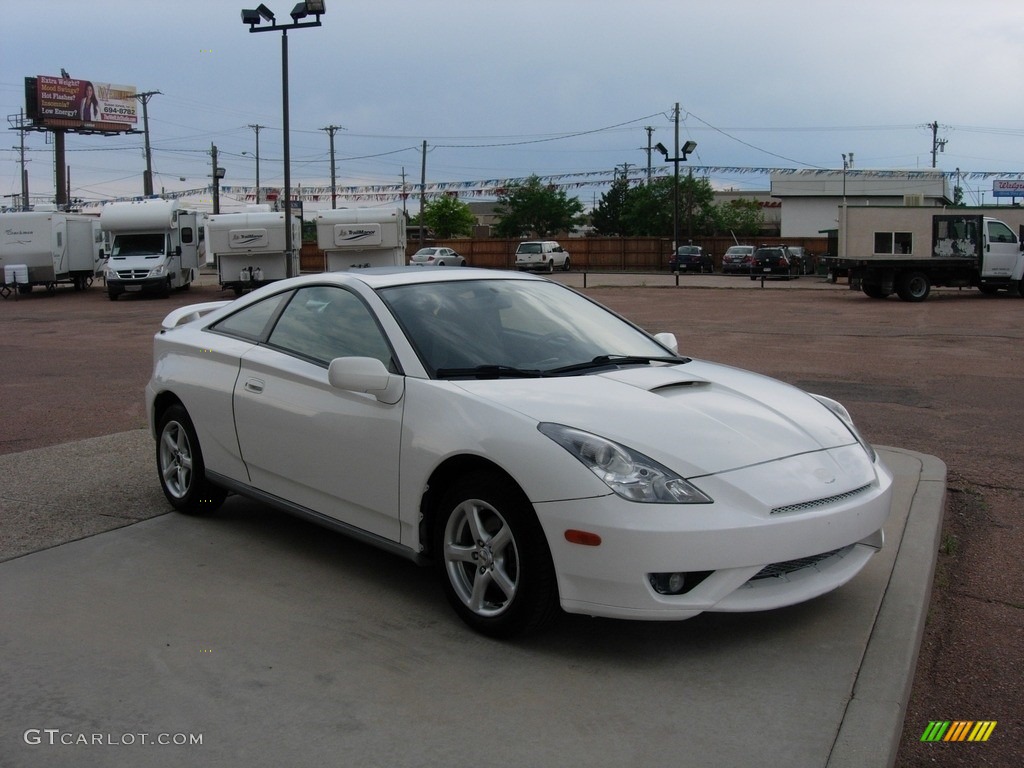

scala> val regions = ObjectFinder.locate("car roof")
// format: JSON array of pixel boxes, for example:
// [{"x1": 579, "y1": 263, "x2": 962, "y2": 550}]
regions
[{"x1": 261, "y1": 267, "x2": 545, "y2": 291}]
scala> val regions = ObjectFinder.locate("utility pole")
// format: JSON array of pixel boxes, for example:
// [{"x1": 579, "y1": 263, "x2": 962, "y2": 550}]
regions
[
  {"x1": 645, "y1": 126, "x2": 655, "y2": 181},
  {"x1": 419, "y1": 140, "x2": 427, "y2": 242},
  {"x1": 929, "y1": 121, "x2": 947, "y2": 168},
  {"x1": 211, "y1": 143, "x2": 221, "y2": 214},
  {"x1": 320, "y1": 124, "x2": 345, "y2": 208},
  {"x1": 7, "y1": 110, "x2": 30, "y2": 208},
  {"x1": 400, "y1": 167, "x2": 408, "y2": 220},
  {"x1": 134, "y1": 91, "x2": 161, "y2": 196},
  {"x1": 248, "y1": 124, "x2": 265, "y2": 204}
]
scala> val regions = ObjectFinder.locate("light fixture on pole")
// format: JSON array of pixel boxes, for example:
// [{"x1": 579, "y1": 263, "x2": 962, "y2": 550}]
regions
[
  {"x1": 241, "y1": 1, "x2": 326, "y2": 277},
  {"x1": 654, "y1": 107, "x2": 697, "y2": 254}
]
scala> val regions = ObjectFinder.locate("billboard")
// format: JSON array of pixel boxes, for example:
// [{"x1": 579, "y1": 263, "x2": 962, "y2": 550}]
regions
[
  {"x1": 992, "y1": 179, "x2": 1024, "y2": 199},
  {"x1": 26, "y1": 75, "x2": 138, "y2": 133}
]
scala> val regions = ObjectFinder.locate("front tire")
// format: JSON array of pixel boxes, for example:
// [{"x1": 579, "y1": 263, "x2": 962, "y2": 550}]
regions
[
  {"x1": 434, "y1": 473, "x2": 558, "y2": 638},
  {"x1": 157, "y1": 404, "x2": 226, "y2": 514}
]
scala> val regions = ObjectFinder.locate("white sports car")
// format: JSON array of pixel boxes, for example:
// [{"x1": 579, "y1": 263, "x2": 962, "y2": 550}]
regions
[{"x1": 146, "y1": 269, "x2": 892, "y2": 638}]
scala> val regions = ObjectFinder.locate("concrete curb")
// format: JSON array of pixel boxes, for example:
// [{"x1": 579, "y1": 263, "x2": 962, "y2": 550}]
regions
[{"x1": 828, "y1": 447, "x2": 946, "y2": 767}]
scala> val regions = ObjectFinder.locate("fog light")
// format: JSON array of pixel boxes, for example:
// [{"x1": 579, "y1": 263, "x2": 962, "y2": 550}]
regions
[{"x1": 648, "y1": 570, "x2": 713, "y2": 596}]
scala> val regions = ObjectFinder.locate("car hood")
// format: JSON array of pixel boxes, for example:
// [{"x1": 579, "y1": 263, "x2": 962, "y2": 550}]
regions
[{"x1": 451, "y1": 360, "x2": 857, "y2": 477}]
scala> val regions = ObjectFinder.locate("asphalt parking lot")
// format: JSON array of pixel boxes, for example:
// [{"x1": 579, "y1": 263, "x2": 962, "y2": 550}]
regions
[{"x1": 1, "y1": 270, "x2": 1020, "y2": 767}]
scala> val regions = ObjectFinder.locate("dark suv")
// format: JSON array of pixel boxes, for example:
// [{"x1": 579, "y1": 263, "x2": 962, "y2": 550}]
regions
[{"x1": 749, "y1": 246, "x2": 798, "y2": 280}]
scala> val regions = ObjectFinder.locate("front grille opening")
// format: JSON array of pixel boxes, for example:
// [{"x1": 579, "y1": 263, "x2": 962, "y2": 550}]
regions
[
  {"x1": 771, "y1": 484, "x2": 872, "y2": 516},
  {"x1": 750, "y1": 547, "x2": 846, "y2": 581}
]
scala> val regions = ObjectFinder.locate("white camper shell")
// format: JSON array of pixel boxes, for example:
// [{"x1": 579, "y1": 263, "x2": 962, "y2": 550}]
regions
[
  {"x1": 206, "y1": 209, "x2": 301, "y2": 295},
  {"x1": 0, "y1": 209, "x2": 103, "y2": 296},
  {"x1": 100, "y1": 199, "x2": 200, "y2": 300},
  {"x1": 315, "y1": 208, "x2": 406, "y2": 272}
]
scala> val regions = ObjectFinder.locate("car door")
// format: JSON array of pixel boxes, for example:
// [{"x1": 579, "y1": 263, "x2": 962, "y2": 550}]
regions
[
  {"x1": 232, "y1": 284, "x2": 404, "y2": 541},
  {"x1": 983, "y1": 219, "x2": 1019, "y2": 277}
]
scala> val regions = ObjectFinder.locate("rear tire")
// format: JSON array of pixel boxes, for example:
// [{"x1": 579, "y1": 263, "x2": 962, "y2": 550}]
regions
[
  {"x1": 896, "y1": 271, "x2": 931, "y2": 302},
  {"x1": 156, "y1": 404, "x2": 227, "y2": 514},
  {"x1": 434, "y1": 472, "x2": 559, "y2": 638},
  {"x1": 862, "y1": 283, "x2": 891, "y2": 299}
]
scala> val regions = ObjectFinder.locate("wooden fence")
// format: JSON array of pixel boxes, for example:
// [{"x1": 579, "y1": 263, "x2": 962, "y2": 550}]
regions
[{"x1": 301, "y1": 236, "x2": 830, "y2": 273}]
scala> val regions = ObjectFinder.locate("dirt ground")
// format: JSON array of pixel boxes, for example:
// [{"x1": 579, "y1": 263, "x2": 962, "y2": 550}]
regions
[{"x1": 1, "y1": 274, "x2": 1020, "y2": 766}]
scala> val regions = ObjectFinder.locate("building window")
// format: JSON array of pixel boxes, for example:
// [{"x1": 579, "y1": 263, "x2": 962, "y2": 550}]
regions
[{"x1": 873, "y1": 232, "x2": 913, "y2": 255}]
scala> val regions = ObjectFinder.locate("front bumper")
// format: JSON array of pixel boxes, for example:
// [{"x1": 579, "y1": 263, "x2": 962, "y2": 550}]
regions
[
  {"x1": 107, "y1": 277, "x2": 168, "y2": 294},
  {"x1": 535, "y1": 447, "x2": 893, "y2": 620}
]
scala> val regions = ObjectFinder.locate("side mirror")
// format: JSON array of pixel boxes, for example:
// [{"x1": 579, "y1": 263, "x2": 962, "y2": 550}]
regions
[
  {"x1": 654, "y1": 332, "x2": 679, "y2": 355},
  {"x1": 328, "y1": 357, "x2": 404, "y2": 405},
  {"x1": 175, "y1": 245, "x2": 182, "y2": 257}
]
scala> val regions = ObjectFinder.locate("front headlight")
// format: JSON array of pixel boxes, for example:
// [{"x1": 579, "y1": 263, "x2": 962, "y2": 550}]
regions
[
  {"x1": 147, "y1": 263, "x2": 167, "y2": 278},
  {"x1": 811, "y1": 394, "x2": 877, "y2": 461},
  {"x1": 538, "y1": 423, "x2": 712, "y2": 504}
]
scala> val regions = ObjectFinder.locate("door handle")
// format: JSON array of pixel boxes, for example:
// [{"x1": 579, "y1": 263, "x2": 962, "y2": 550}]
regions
[{"x1": 244, "y1": 378, "x2": 265, "y2": 394}]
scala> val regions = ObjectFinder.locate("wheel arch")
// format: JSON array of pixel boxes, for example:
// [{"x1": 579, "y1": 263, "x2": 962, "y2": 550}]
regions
[
  {"x1": 150, "y1": 390, "x2": 185, "y2": 437},
  {"x1": 418, "y1": 454, "x2": 529, "y2": 560}
]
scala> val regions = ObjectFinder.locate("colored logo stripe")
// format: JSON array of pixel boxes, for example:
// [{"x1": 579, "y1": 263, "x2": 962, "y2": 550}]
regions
[{"x1": 920, "y1": 721, "x2": 997, "y2": 742}]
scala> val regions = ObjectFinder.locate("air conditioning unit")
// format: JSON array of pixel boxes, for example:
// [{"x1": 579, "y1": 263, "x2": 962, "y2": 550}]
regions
[{"x1": 903, "y1": 193, "x2": 925, "y2": 206}]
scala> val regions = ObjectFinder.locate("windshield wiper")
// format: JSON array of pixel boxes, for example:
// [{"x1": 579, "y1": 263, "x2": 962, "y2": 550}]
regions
[
  {"x1": 548, "y1": 354, "x2": 690, "y2": 376},
  {"x1": 435, "y1": 364, "x2": 547, "y2": 380}
]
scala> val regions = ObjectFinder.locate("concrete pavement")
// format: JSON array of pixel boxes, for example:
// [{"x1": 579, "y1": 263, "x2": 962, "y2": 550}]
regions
[{"x1": 0, "y1": 434, "x2": 943, "y2": 768}]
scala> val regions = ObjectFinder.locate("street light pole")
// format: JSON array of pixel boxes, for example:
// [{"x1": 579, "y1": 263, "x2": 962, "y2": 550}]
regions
[
  {"x1": 654, "y1": 103, "x2": 696, "y2": 260},
  {"x1": 242, "y1": 1, "x2": 326, "y2": 278},
  {"x1": 281, "y1": 26, "x2": 292, "y2": 274}
]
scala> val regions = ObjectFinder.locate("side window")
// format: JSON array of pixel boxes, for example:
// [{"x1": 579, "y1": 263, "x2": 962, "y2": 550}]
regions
[
  {"x1": 988, "y1": 220, "x2": 1016, "y2": 244},
  {"x1": 268, "y1": 285, "x2": 394, "y2": 368},
  {"x1": 211, "y1": 291, "x2": 291, "y2": 341},
  {"x1": 873, "y1": 232, "x2": 913, "y2": 255},
  {"x1": 180, "y1": 226, "x2": 195, "y2": 245}
]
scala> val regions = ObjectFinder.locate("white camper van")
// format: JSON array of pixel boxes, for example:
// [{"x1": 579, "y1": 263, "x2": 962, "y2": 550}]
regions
[
  {"x1": 315, "y1": 208, "x2": 406, "y2": 271},
  {"x1": 100, "y1": 199, "x2": 200, "y2": 300},
  {"x1": 0, "y1": 208, "x2": 103, "y2": 295},
  {"x1": 206, "y1": 208, "x2": 302, "y2": 295}
]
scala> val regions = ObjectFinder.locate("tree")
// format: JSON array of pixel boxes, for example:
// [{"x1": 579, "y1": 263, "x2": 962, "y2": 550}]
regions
[
  {"x1": 493, "y1": 175, "x2": 585, "y2": 238},
  {"x1": 713, "y1": 198, "x2": 764, "y2": 237},
  {"x1": 421, "y1": 195, "x2": 477, "y2": 238},
  {"x1": 590, "y1": 177, "x2": 631, "y2": 235},
  {"x1": 616, "y1": 174, "x2": 717, "y2": 238},
  {"x1": 620, "y1": 177, "x2": 674, "y2": 236}
]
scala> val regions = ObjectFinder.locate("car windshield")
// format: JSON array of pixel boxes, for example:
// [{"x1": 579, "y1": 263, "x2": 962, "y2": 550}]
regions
[
  {"x1": 517, "y1": 243, "x2": 542, "y2": 254},
  {"x1": 378, "y1": 278, "x2": 682, "y2": 378},
  {"x1": 676, "y1": 246, "x2": 700, "y2": 255},
  {"x1": 414, "y1": 249, "x2": 438, "y2": 256}
]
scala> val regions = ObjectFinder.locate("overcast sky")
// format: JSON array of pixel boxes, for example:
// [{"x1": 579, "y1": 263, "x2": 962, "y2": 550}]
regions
[{"x1": 3, "y1": 0, "x2": 1023, "y2": 210}]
